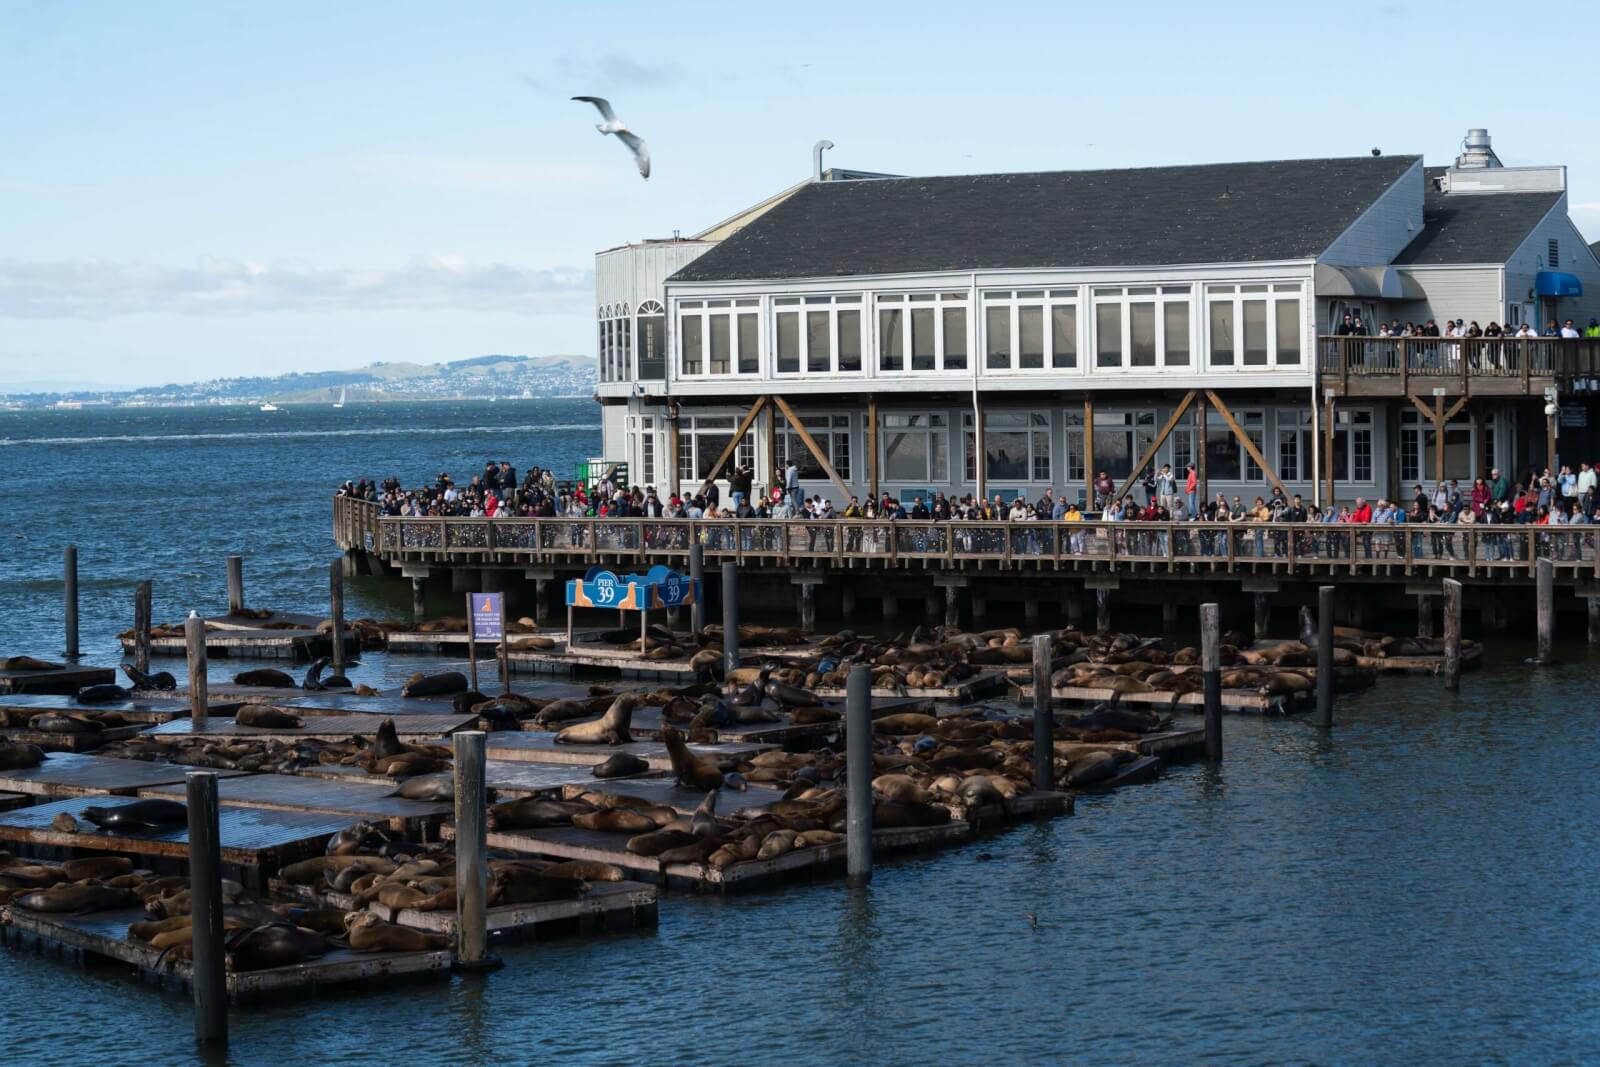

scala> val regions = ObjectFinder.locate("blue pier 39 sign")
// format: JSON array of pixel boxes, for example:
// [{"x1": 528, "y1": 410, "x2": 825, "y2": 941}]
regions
[{"x1": 565, "y1": 565, "x2": 699, "y2": 611}]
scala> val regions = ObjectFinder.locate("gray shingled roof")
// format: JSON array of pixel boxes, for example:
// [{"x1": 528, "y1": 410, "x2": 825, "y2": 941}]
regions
[
  {"x1": 670, "y1": 155, "x2": 1420, "y2": 283},
  {"x1": 1394, "y1": 167, "x2": 1561, "y2": 265}
]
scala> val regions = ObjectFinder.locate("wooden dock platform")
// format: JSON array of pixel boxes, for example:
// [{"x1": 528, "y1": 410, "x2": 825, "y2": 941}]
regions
[
  {"x1": 482, "y1": 731, "x2": 773, "y2": 770},
  {"x1": 813, "y1": 671, "x2": 1007, "y2": 703},
  {"x1": 0, "y1": 792, "x2": 32, "y2": 811},
  {"x1": 0, "y1": 723, "x2": 146, "y2": 753},
  {"x1": 0, "y1": 795, "x2": 351, "y2": 885},
  {"x1": 506, "y1": 647, "x2": 701, "y2": 681},
  {"x1": 1015, "y1": 682, "x2": 1306, "y2": 714},
  {"x1": 120, "y1": 628, "x2": 338, "y2": 661},
  {"x1": 0, "y1": 664, "x2": 116, "y2": 696},
  {"x1": 385, "y1": 631, "x2": 570, "y2": 655},
  {"x1": 1135, "y1": 725, "x2": 1207, "y2": 762},
  {"x1": 146, "y1": 713, "x2": 477, "y2": 740},
  {"x1": 0, "y1": 906, "x2": 452, "y2": 1003},
  {"x1": 0, "y1": 694, "x2": 202, "y2": 725},
  {"x1": 136, "y1": 773, "x2": 452, "y2": 830},
  {"x1": 0, "y1": 752, "x2": 252, "y2": 799}
]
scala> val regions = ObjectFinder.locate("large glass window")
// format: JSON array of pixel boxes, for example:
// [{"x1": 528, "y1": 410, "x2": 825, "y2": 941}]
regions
[
  {"x1": 776, "y1": 414, "x2": 852, "y2": 481},
  {"x1": 1164, "y1": 300, "x2": 1190, "y2": 366},
  {"x1": 1332, "y1": 410, "x2": 1374, "y2": 482},
  {"x1": 1207, "y1": 283, "x2": 1302, "y2": 368},
  {"x1": 1203, "y1": 408, "x2": 1264, "y2": 482},
  {"x1": 1096, "y1": 302, "x2": 1122, "y2": 367},
  {"x1": 1052, "y1": 304, "x2": 1077, "y2": 369},
  {"x1": 680, "y1": 308, "x2": 703, "y2": 375},
  {"x1": 986, "y1": 306, "x2": 1011, "y2": 370},
  {"x1": 881, "y1": 413, "x2": 949, "y2": 483},
  {"x1": 980, "y1": 289, "x2": 1077, "y2": 372},
  {"x1": 1066, "y1": 410, "x2": 1156, "y2": 483},
  {"x1": 1092, "y1": 285, "x2": 1190, "y2": 370},
  {"x1": 964, "y1": 412, "x2": 1050, "y2": 483},
  {"x1": 944, "y1": 306, "x2": 968, "y2": 370},
  {"x1": 879, "y1": 307, "x2": 904, "y2": 372},
  {"x1": 877, "y1": 292, "x2": 968, "y2": 373},
  {"x1": 774, "y1": 295, "x2": 862, "y2": 375},
  {"x1": 637, "y1": 301, "x2": 666, "y2": 380},
  {"x1": 676, "y1": 415, "x2": 755, "y2": 485},
  {"x1": 678, "y1": 298, "x2": 759, "y2": 377}
]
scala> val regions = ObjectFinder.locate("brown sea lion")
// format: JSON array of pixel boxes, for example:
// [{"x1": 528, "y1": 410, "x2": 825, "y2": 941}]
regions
[
  {"x1": 0, "y1": 865, "x2": 70, "y2": 889},
  {"x1": 17, "y1": 884, "x2": 136, "y2": 913},
  {"x1": 796, "y1": 829, "x2": 844, "y2": 848},
  {"x1": 873, "y1": 773, "x2": 934, "y2": 806},
  {"x1": 625, "y1": 828, "x2": 698, "y2": 856},
  {"x1": 28, "y1": 714, "x2": 101, "y2": 734},
  {"x1": 0, "y1": 743, "x2": 46, "y2": 770},
  {"x1": 236, "y1": 706, "x2": 303, "y2": 729},
  {"x1": 50, "y1": 813, "x2": 79, "y2": 833},
  {"x1": 82, "y1": 798, "x2": 187, "y2": 829},
  {"x1": 129, "y1": 915, "x2": 194, "y2": 942},
  {"x1": 225, "y1": 923, "x2": 330, "y2": 971},
  {"x1": 487, "y1": 798, "x2": 586, "y2": 830},
  {"x1": 401, "y1": 671, "x2": 468, "y2": 698},
  {"x1": 489, "y1": 865, "x2": 589, "y2": 904},
  {"x1": 62, "y1": 856, "x2": 133, "y2": 881},
  {"x1": 393, "y1": 774, "x2": 455, "y2": 802},
  {"x1": 540, "y1": 859, "x2": 624, "y2": 882},
  {"x1": 571, "y1": 809, "x2": 656, "y2": 833},
  {"x1": 555, "y1": 694, "x2": 637, "y2": 745},
  {"x1": 661, "y1": 725, "x2": 724, "y2": 791},
  {"x1": 873, "y1": 713, "x2": 939, "y2": 736},
  {"x1": 278, "y1": 908, "x2": 351, "y2": 936},
  {"x1": 592, "y1": 752, "x2": 649, "y2": 779},
  {"x1": 3, "y1": 656, "x2": 63, "y2": 671},
  {"x1": 233, "y1": 668, "x2": 296, "y2": 688},
  {"x1": 871, "y1": 800, "x2": 952, "y2": 828},
  {"x1": 344, "y1": 912, "x2": 452, "y2": 952}
]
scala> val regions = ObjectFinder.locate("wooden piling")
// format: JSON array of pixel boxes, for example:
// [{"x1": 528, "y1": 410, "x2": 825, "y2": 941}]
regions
[
  {"x1": 452, "y1": 730, "x2": 500, "y2": 970},
  {"x1": 63, "y1": 545, "x2": 79, "y2": 659},
  {"x1": 412, "y1": 577, "x2": 426, "y2": 622},
  {"x1": 226, "y1": 556, "x2": 244, "y2": 614},
  {"x1": 1536, "y1": 557, "x2": 1553, "y2": 665},
  {"x1": 944, "y1": 584, "x2": 960, "y2": 630},
  {"x1": 1253, "y1": 592, "x2": 1270, "y2": 642},
  {"x1": 1442, "y1": 578, "x2": 1462, "y2": 692},
  {"x1": 1201, "y1": 603, "x2": 1221, "y2": 760},
  {"x1": 721, "y1": 562, "x2": 740, "y2": 677},
  {"x1": 186, "y1": 771, "x2": 227, "y2": 1046},
  {"x1": 1416, "y1": 594, "x2": 1434, "y2": 639},
  {"x1": 799, "y1": 582, "x2": 817, "y2": 634},
  {"x1": 1589, "y1": 597, "x2": 1600, "y2": 645},
  {"x1": 845, "y1": 665, "x2": 872, "y2": 883},
  {"x1": 1095, "y1": 588, "x2": 1110, "y2": 634},
  {"x1": 329, "y1": 559, "x2": 346, "y2": 670},
  {"x1": 689, "y1": 543, "x2": 705, "y2": 635},
  {"x1": 134, "y1": 581, "x2": 152, "y2": 675},
  {"x1": 1031, "y1": 633, "x2": 1055, "y2": 791},
  {"x1": 185, "y1": 611, "x2": 209, "y2": 725},
  {"x1": 1316, "y1": 585, "x2": 1334, "y2": 729}
]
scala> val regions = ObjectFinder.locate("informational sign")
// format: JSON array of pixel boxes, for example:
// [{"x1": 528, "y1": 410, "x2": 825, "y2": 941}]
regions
[
  {"x1": 565, "y1": 566, "x2": 699, "y2": 611},
  {"x1": 469, "y1": 593, "x2": 504, "y2": 639},
  {"x1": 649, "y1": 566, "x2": 695, "y2": 608},
  {"x1": 1559, "y1": 407, "x2": 1587, "y2": 428}
]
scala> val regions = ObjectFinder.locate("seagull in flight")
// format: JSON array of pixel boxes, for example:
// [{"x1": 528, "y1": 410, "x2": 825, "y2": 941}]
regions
[{"x1": 572, "y1": 96, "x2": 650, "y2": 180}]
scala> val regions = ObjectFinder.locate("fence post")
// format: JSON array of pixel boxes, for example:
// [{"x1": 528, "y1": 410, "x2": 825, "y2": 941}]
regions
[
  {"x1": 689, "y1": 543, "x2": 705, "y2": 635},
  {"x1": 63, "y1": 545, "x2": 79, "y2": 659},
  {"x1": 1316, "y1": 585, "x2": 1334, "y2": 728},
  {"x1": 452, "y1": 730, "x2": 500, "y2": 971},
  {"x1": 1442, "y1": 578, "x2": 1462, "y2": 691},
  {"x1": 226, "y1": 556, "x2": 244, "y2": 614},
  {"x1": 186, "y1": 771, "x2": 227, "y2": 1047},
  {"x1": 846, "y1": 665, "x2": 873, "y2": 884},
  {"x1": 1201, "y1": 602, "x2": 1222, "y2": 760}
]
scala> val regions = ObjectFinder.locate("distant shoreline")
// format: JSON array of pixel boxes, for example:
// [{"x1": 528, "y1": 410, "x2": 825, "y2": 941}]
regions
[{"x1": 0, "y1": 393, "x2": 596, "y2": 411}]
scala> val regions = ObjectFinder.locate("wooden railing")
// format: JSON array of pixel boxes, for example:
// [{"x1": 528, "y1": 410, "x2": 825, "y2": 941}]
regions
[
  {"x1": 334, "y1": 496, "x2": 1597, "y2": 579},
  {"x1": 1317, "y1": 335, "x2": 1600, "y2": 393}
]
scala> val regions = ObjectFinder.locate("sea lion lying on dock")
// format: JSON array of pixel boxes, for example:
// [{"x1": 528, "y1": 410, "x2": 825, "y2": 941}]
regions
[
  {"x1": 235, "y1": 706, "x2": 304, "y2": 729},
  {"x1": 2, "y1": 656, "x2": 63, "y2": 671},
  {"x1": 592, "y1": 752, "x2": 649, "y2": 779},
  {"x1": 121, "y1": 664, "x2": 177, "y2": 691},
  {"x1": 15, "y1": 884, "x2": 137, "y2": 914},
  {"x1": 233, "y1": 668, "x2": 296, "y2": 688},
  {"x1": 0, "y1": 742, "x2": 46, "y2": 770},
  {"x1": 81, "y1": 798, "x2": 188, "y2": 830},
  {"x1": 391, "y1": 774, "x2": 455, "y2": 802},
  {"x1": 401, "y1": 671, "x2": 468, "y2": 698},
  {"x1": 225, "y1": 922, "x2": 330, "y2": 971},
  {"x1": 75, "y1": 684, "x2": 132, "y2": 705},
  {"x1": 302, "y1": 657, "x2": 351, "y2": 691},
  {"x1": 486, "y1": 797, "x2": 588, "y2": 830},
  {"x1": 344, "y1": 912, "x2": 452, "y2": 952},
  {"x1": 556, "y1": 694, "x2": 637, "y2": 745},
  {"x1": 28, "y1": 713, "x2": 102, "y2": 734}
]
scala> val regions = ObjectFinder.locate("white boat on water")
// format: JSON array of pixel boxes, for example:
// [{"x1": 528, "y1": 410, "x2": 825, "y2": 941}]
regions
[
  {"x1": 259, "y1": 402, "x2": 279, "y2": 412},
  {"x1": 333, "y1": 387, "x2": 346, "y2": 408}
]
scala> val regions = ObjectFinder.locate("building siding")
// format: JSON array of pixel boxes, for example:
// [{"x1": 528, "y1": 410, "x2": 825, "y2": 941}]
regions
[
  {"x1": 1391, "y1": 266, "x2": 1503, "y2": 329},
  {"x1": 1503, "y1": 197, "x2": 1600, "y2": 328},
  {"x1": 1318, "y1": 158, "x2": 1425, "y2": 268}
]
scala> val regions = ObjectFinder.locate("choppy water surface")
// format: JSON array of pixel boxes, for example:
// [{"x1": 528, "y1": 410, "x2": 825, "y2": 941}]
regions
[{"x1": 0, "y1": 403, "x2": 1595, "y2": 1065}]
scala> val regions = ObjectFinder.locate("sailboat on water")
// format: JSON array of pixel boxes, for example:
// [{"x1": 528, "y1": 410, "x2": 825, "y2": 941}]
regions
[
  {"x1": 333, "y1": 386, "x2": 346, "y2": 409},
  {"x1": 259, "y1": 401, "x2": 279, "y2": 412}
]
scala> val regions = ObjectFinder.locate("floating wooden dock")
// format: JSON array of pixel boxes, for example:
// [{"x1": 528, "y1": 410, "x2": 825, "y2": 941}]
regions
[
  {"x1": 506, "y1": 647, "x2": 701, "y2": 681},
  {"x1": 812, "y1": 671, "x2": 1007, "y2": 703},
  {"x1": 482, "y1": 731, "x2": 773, "y2": 770},
  {"x1": 0, "y1": 906, "x2": 452, "y2": 1003},
  {"x1": 385, "y1": 631, "x2": 570, "y2": 655},
  {"x1": 1014, "y1": 682, "x2": 1307, "y2": 714},
  {"x1": 146, "y1": 713, "x2": 477, "y2": 740},
  {"x1": 1353, "y1": 644, "x2": 1483, "y2": 673},
  {"x1": 0, "y1": 694, "x2": 202, "y2": 725},
  {"x1": 0, "y1": 664, "x2": 116, "y2": 696},
  {"x1": 0, "y1": 753, "x2": 252, "y2": 799},
  {"x1": 0, "y1": 723, "x2": 146, "y2": 753},
  {"x1": 136, "y1": 773, "x2": 452, "y2": 831},
  {"x1": 0, "y1": 792, "x2": 31, "y2": 811},
  {"x1": 0, "y1": 795, "x2": 351, "y2": 885},
  {"x1": 1135, "y1": 726, "x2": 1206, "y2": 762}
]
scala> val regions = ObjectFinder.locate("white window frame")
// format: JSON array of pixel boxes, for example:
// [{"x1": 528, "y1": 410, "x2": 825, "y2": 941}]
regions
[
  {"x1": 1067, "y1": 409, "x2": 1157, "y2": 485},
  {"x1": 776, "y1": 413, "x2": 852, "y2": 481},
  {"x1": 1205, "y1": 282, "x2": 1303, "y2": 369},
  {"x1": 773, "y1": 294, "x2": 864, "y2": 377},
  {"x1": 879, "y1": 413, "x2": 950, "y2": 484},
  {"x1": 963, "y1": 411, "x2": 1051, "y2": 483},
  {"x1": 1090, "y1": 285, "x2": 1193, "y2": 371},
  {"x1": 979, "y1": 289, "x2": 1080, "y2": 373},
  {"x1": 875, "y1": 292, "x2": 971, "y2": 374},
  {"x1": 677, "y1": 299, "x2": 762, "y2": 379},
  {"x1": 676, "y1": 415, "x2": 756, "y2": 485}
]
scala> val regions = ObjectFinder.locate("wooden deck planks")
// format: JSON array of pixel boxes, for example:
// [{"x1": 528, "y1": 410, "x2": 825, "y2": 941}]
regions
[
  {"x1": 0, "y1": 665, "x2": 117, "y2": 696},
  {"x1": 136, "y1": 774, "x2": 453, "y2": 824},
  {"x1": 0, "y1": 694, "x2": 203, "y2": 724},
  {"x1": 482, "y1": 730, "x2": 773, "y2": 769},
  {"x1": 0, "y1": 753, "x2": 251, "y2": 798},
  {"x1": 146, "y1": 713, "x2": 477, "y2": 739}
]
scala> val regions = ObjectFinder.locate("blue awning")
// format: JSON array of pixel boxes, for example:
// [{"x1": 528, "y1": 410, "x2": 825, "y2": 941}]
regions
[{"x1": 1535, "y1": 270, "x2": 1583, "y2": 297}]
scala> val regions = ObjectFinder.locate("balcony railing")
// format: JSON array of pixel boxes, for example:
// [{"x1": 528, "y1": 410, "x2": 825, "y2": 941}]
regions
[
  {"x1": 335, "y1": 496, "x2": 1596, "y2": 579},
  {"x1": 1318, "y1": 335, "x2": 1600, "y2": 392}
]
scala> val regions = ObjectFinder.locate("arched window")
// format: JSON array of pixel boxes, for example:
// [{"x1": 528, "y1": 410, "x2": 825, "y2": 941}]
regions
[{"x1": 636, "y1": 301, "x2": 667, "y2": 381}]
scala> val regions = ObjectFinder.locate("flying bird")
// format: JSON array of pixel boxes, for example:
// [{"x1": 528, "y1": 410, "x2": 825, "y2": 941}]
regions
[{"x1": 572, "y1": 96, "x2": 650, "y2": 180}]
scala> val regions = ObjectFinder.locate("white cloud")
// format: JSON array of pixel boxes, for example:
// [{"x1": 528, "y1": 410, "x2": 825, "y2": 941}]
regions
[{"x1": 0, "y1": 256, "x2": 594, "y2": 319}]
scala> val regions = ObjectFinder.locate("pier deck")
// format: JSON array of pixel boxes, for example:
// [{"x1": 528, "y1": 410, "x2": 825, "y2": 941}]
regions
[
  {"x1": 0, "y1": 664, "x2": 116, "y2": 696},
  {"x1": 0, "y1": 906, "x2": 451, "y2": 1003},
  {"x1": 0, "y1": 694, "x2": 202, "y2": 724},
  {"x1": 1014, "y1": 683, "x2": 1305, "y2": 714},
  {"x1": 137, "y1": 773, "x2": 452, "y2": 830},
  {"x1": 0, "y1": 753, "x2": 252, "y2": 798},
  {"x1": 482, "y1": 731, "x2": 773, "y2": 770},
  {"x1": 146, "y1": 713, "x2": 477, "y2": 740},
  {"x1": 0, "y1": 723, "x2": 146, "y2": 752}
]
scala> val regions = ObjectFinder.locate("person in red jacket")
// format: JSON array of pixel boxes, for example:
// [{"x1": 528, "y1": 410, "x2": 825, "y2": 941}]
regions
[{"x1": 1351, "y1": 497, "x2": 1373, "y2": 558}]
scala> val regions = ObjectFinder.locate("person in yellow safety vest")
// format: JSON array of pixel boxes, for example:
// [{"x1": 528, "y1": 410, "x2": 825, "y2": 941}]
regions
[{"x1": 1585, "y1": 318, "x2": 1600, "y2": 337}]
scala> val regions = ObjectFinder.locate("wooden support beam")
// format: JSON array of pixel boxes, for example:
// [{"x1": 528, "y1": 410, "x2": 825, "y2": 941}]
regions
[
  {"x1": 667, "y1": 414, "x2": 680, "y2": 499},
  {"x1": 770, "y1": 394, "x2": 853, "y2": 505},
  {"x1": 1114, "y1": 390, "x2": 1196, "y2": 502},
  {"x1": 1196, "y1": 392, "x2": 1208, "y2": 504},
  {"x1": 867, "y1": 395, "x2": 880, "y2": 505},
  {"x1": 763, "y1": 400, "x2": 777, "y2": 498},
  {"x1": 1433, "y1": 395, "x2": 1446, "y2": 490},
  {"x1": 696, "y1": 395, "x2": 768, "y2": 500},
  {"x1": 1083, "y1": 396, "x2": 1095, "y2": 508},
  {"x1": 1204, "y1": 390, "x2": 1285, "y2": 496},
  {"x1": 1323, "y1": 394, "x2": 1335, "y2": 506}
]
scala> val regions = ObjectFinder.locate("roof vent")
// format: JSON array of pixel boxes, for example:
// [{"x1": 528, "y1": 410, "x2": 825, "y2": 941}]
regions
[
  {"x1": 1455, "y1": 128, "x2": 1503, "y2": 169},
  {"x1": 812, "y1": 139, "x2": 834, "y2": 182}
]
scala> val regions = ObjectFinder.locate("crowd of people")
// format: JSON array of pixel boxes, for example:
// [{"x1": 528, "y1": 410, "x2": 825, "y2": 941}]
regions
[
  {"x1": 1334, "y1": 312, "x2": 1600, "y2": 340},
  {"x1": 340, "y1": 456, "x2": 1600, "y2": 562}
]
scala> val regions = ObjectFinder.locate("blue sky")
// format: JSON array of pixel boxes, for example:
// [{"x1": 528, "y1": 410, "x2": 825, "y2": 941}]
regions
[{"x1": 4, "y1": 0, "x2": 1598, "y2": 388}]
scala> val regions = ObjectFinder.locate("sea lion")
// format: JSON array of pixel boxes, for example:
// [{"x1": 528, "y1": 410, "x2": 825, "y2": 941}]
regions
[
  {"x1": 326, "y1": 822, "x2": 387, "y2": 856},
  {"x1": 279, "y1": 908, "x2": 351, "y2": 936},
  {"x1": 225, "y1": 922, "x2": 330, "y2": 971},
  {"x1": 0, "y1": 743, "x2": 45, "y2": 770},
  {"x1": 353, "y1": 684, "x2": 381, "y2": 697},
  {"x1": 51, "y1": 812, "x2": 79, "y2": 833},
  {"x1": 764, "y1": 678, "x2": 820, "y2": 708},
  {"x1": 690, "y1": 790, "x2": 720, "y2": 838},
  {"x1": 302, "y1": 657, "x2": 335, "y2": 691},
  {"x1": 873, "y1": 773, "x2": 934, "y2": 806},
  {"x1": 661, "y1": 725, "x2": 724, "y2": 791},
  {"x1": 625, "y1": 828, "x2": 698, "y2": 856},
  {"x1": 393, "y1": 774, "x2": 455, "y2": 802},
  {"x1": 489, "y1": 866, "x2": 589, "y2": 905},
  {"x1": 81, "y1": 798, "x2": 188, "y2": 830},
  {"x1": 120, "y1": 664, "x2": 177, "y2": 691},
  {"x1": 487, "y1": 798, "x2": 585, "y2": 830},
  {"x1": 28, "y1": 713, "x2": 101, "y2": 734},
  {"x1": 73, "y1": 685, "x2": 131, "y2": 706},
  {"x1": 592, "y1": 752, "x2": 649, "y2": 779},
  {"x1": 401, "y1": 671, "x2": 468, "y2": 698},
  {"x1": 508, "y1": 636, "x2": 558, "y2": 651},
  {"x1": 796, "y1": 829, "x2": 843, "y2": 848},
  {"x1": 344, "y1": 912, "x2": 452, "y2": 952},
  {"x1": 3, "y1": 656, "x2": 63, "y2": 671},
  {"x1": 873, "y1": 713, "x2": 939, "y2": 736},
  {"x1": 540, "y1": 859, "x2": 624, "y2": 882},
  {"x1": 236, "y1": 706, "x2": 303, "y2": 729},
  {"x1": 732, "y1": 667, "x2": 770, "y2": 707},
  {"x1": 17, "y1": 884, "x2": 136, "y2": 913},
  {"x1": 129, "y1": 915, "x2": 194, "y2": 942},
  {"x1": 531, "y1": 699, "x2": 593, "y2": 725},
  {"x1": 61, "y1": 856, "x2": 132, "y2": 880},
  {"x1": 571, "y1": 809, "x2": 656, "y2": 833},
  {"x1": 452, "y1": 691, "x2": 492, "y2": 714},
  {"x1": 0, "y1": 865, "x2": 70, "y2": 889},
  {"x1": 555, "y1": 694, "x2": 637, "y2": 746},
  {"x1": 233, "y1": 668, "x2": 296, "y2": 688},
  {"x1": 871, "y1": 800, "x2": 952, "y2": 829}
]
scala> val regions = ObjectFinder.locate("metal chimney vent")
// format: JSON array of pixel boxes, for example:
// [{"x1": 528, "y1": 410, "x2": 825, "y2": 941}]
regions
[{"x1": 1455, "y1": 128, "x2": 1503, "y2": 169}]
